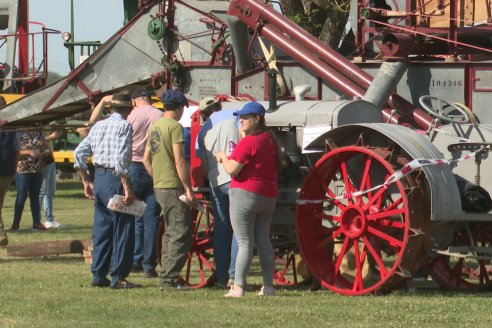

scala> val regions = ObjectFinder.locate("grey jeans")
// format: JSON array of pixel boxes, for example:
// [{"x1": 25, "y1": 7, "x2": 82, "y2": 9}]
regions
[
  {"x1": 229, "y1": 188, "x2": 276, "y2": 288},
  {"x1": 154, "y1": 188, "x2": 192, "y2": 284}
]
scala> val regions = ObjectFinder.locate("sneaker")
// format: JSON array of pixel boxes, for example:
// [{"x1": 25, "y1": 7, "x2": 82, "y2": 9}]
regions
[
  {"x1": 44, "y1": 220, "x2": 64, "y2": 229},
  {"x1": 257, "y1": 286, "x2": 275, "y2": 296},
  {"x1": 131, "y1": 263, "x2": 143, "y2": 273},
  {"x1": 9, "y1": 224, "x2": 19, "y2": 232},
  {"x1": 143, "y1": 269, "x2": 158, "y2": 278},
  {"x1": 216, "y1": 281, "x2": 228, "y2": 289},
  {"x1": 91, "y1": 278, "x2": 111, "y2": 288},
  {"x1": 111, "y1": 279, "x2": 142, "y2": 289},
  {"x1": 159, "y1": 281, "x2": 189, "y2": 291},
  {"x1": 225, "y1": 285, "x2": 245, "y2": 298},
  {"x1": 217, "y1": 278, "x2": 235, "y2": 288},
  {"x1": 32, "y1": 223, "x2": 48, "y2": 231}
]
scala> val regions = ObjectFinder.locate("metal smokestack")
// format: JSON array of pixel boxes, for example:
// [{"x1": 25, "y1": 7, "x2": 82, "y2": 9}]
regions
[{"x1": 268, "y1": 68, "x2": 278, "y2": 111}]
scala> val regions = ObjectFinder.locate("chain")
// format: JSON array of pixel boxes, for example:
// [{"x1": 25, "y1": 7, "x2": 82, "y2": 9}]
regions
[{"x1": 156, "y1": 39, "x2": 166, "y2": 56}]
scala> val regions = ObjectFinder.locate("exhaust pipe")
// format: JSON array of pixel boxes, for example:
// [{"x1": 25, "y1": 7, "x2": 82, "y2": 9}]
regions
[
  {"x1": 364, "y1": 60, "x2": 408, "y2": 109},
  {"x1": 268, "y1": 68, "x2": 278, "y2": 111}
]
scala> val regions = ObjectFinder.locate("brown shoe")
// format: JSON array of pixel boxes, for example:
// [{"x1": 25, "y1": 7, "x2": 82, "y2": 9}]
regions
[
  {"x1": 32, "y1": 223, "x2": 48, "y2": 231},
  {"x1": 9, "y1": 224, "x2": 19, "y2": 232},
  {"x1": 0, "y1": 232, "x2": 8, "y2": 246}
]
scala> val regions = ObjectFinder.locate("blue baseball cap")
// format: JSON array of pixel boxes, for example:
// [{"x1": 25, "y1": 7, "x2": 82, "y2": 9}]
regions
[
  {"x1": 233, "y1": 102, "x2": 266, "y2": 116},
  {"x1": 161, "y1": 89, "x2": 189, "y2": 108}
]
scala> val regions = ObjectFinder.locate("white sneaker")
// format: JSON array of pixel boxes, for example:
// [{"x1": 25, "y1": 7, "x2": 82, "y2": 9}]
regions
[{"x1": 44, "y1": 220, "x2": 64, "y2": 229}]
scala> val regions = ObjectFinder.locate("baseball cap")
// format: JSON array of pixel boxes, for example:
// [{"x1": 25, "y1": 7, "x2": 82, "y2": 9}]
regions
[
  {"x1": 109, "y1": 93, "x2": 132, "y2": 108},
  {"x1": 233, "y1": 102, "x2": 266, "y2": 116},
  {"x1": 198, "y1": 97, "x2": 219, "y2": 111},
  {"x1": 160, "y1": 89, "x2": 189, "y2": 108},
  {"x1": 130, "y1": 86, "x2": 150, "y2": 99}
]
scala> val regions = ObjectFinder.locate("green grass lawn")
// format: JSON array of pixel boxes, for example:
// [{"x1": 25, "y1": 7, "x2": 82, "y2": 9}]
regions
[{"x1": 1, "y1": 180, "x2": 492, "y2": 328}]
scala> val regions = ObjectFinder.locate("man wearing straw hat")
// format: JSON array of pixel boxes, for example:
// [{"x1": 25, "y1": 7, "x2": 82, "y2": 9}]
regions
[{"x1": 74, "y1": 92, "x2": 140, "y2": 289}]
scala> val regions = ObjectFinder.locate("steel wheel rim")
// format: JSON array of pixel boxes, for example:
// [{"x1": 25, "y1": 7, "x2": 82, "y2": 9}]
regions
[{"x1": 296, "y1": 146, "x2": 426, "y2": 295}]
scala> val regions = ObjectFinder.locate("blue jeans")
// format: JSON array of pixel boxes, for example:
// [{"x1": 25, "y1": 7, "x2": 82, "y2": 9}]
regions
[
  {"x1": 129, "y1": 163, "x2": 161, "y2": 271},
  {"x1": 13, "y1": 172, "x2": 43, "y2": 226},
  {"x1": 211, "y1": 182, "x2": 238, "y2": 284},
  {"x1": 39, "y1": 162, "x2": 57, "y2": 221},
  {"x1": 91, "y1": 168, "x2": 135, "y2": 287}
]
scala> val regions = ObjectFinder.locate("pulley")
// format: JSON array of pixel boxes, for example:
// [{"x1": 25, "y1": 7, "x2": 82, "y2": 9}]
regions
[{"x1": 148, "y1": 19, "x2": 165, "y2": 40}]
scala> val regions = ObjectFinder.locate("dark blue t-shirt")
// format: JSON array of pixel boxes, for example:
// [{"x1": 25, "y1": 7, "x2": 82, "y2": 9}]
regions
[{"x1": 0, "y1": 130, "x2": 18, "y2": 176}]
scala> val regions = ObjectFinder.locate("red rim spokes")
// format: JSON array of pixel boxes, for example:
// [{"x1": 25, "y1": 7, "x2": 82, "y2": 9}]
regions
[
  {"x1": 297, "y1": 146, "x2": 426, "y2": 295},
  {"x1": 273, "y1": 249, "x2": 311, "y2": 286},
  {"x1": 180, "y1": 207, "x2": 216, "y2": 288}
]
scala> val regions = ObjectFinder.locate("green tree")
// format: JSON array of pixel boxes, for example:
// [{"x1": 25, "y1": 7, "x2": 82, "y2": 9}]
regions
[{"x1": 280, "y1": 0, "x2": 350, "y2": 50}]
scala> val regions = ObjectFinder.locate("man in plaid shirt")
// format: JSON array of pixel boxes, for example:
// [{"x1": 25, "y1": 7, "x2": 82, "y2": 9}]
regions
[{"x1": 74, "y1": 92, "x2": 140, "y2": 289}]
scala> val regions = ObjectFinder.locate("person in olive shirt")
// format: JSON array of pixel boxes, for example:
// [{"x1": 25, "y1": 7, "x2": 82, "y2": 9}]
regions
[{"x1": 143, "y1": 89, "x2": 196, "y2": 290}]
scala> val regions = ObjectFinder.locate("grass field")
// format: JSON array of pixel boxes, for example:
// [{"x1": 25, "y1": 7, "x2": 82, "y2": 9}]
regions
[{"x1": 1, "y1": 180, "x2": 492, "y2": 328}]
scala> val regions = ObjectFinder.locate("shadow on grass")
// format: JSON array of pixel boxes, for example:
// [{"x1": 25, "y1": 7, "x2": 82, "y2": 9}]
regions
[
  {"x1": 268, "y1": 276, "x2": 492, "y2": 297},
  {"x1": 6, "y1": 181, "x2": 87, "y2": 199},
  {"x1": 5, "y1": 226, "x2": 92, "y2": 234},
  {"x1": 0, "y1": 255, "x2": 85, "y2": 265}
]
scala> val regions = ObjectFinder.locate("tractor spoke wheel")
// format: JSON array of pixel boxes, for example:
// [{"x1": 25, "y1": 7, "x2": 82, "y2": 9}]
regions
[
  {"x1": 428, "y1": 222, "x2": 492, "y2": 291},
  {"x1": 297, "y1": 146, "x2": 428, "y2": 295},
  {"x1": 271, "y1": 225, "x2": 310, "y2": 286},
  {"x1": 273, "y1": 249, "x2": 310, "y2": 286}
]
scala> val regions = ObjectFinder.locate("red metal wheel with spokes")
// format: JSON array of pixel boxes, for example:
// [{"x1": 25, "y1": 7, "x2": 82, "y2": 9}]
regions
[
  {"x1": 270, "y1": 225, "x2": 310, "y2": 286},
  {"x1": 296, "y1": 146, "x2": 428, "y2": 295},
  {"x1": 157, "y1": 206, "x2": 216, "y2": 288},
  {"x1": 274, "y1": 249, "x2": 310, "y2": 286},
  {"x1": 428, "y1": 222, "x2": 492, "y2": 291}
]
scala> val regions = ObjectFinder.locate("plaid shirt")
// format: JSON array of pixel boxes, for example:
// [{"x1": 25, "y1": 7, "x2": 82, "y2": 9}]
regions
[{"x1": 74, "y1": 113, "x2": 133, "y2": 176}]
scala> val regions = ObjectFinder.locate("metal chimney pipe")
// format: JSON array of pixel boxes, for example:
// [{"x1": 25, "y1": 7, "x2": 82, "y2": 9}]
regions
[
  {"x1": 226, "y1": 15, "x2": 250, "y2": 74},
  {"x1": 364, "y1": 60, "x2": 408, "y2": 109},
  {"x1": 268, "y1": 68, "x2": 278, "y2": 111}
]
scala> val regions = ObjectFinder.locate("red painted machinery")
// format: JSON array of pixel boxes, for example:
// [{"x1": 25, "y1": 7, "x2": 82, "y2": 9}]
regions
[{"x1": 0, "y1": 0, "x2": 59, "y2": 95}]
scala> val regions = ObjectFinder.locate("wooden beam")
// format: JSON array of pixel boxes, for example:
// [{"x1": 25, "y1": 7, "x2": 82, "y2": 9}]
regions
[{"x1": 6, "y1": 239, "x2": 91, "y2": 257}]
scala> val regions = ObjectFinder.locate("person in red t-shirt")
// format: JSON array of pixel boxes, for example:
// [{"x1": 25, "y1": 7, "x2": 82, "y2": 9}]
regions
[{"x1": 215, "y1": 102, "x2": 283, "y2": 298}]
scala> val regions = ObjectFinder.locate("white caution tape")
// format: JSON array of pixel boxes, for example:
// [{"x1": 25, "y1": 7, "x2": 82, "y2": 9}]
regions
[{"x1": 297, "y1": 148, "x2": 483, "y2": 205}]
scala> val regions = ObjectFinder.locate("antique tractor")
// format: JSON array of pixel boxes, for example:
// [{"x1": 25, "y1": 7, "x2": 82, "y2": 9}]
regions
[
  {"x1": 184, "y1": 93, "x2": 492, "y2": 295},
  {"x1": 295, "y1": 101, "x2": 492, "y2": 295}
]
